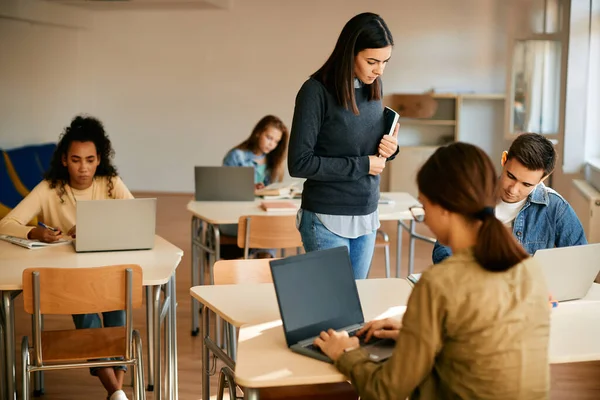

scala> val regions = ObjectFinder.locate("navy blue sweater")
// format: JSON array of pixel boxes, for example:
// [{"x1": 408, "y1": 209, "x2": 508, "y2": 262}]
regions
[{"x1": 288, "y1": 78, "x2": 395, "y2": 215}]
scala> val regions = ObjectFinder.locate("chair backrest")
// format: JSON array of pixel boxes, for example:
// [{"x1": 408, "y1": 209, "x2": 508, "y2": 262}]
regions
[
  {"x1": 213, "y1": 258, "x2": 278, "y2": 285},
  {"x1": 237, "y1": 215, "x2": 302, "y2": 257},
  {"x1": 22, "y1": 264, "x2": 143, "y2": 315}
]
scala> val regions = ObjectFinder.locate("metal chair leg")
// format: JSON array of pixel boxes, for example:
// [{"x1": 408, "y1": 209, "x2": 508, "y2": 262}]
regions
[
  {"x1": 134, "y1": 330, "x2": 146, "y2": 400},
  {"x1": 21, "y1": 336, "x2": 30, "y2": 400}
]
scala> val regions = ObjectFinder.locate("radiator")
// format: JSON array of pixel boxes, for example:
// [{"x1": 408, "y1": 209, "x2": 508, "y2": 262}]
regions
[{"x1": 571, "y1": 179, "x2": 600, "y2": 243}]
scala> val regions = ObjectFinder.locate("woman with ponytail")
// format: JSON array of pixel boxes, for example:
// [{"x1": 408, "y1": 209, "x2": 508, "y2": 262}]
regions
[{"x1": 313, "y1": 143, "x2": 550, "y2": 399}]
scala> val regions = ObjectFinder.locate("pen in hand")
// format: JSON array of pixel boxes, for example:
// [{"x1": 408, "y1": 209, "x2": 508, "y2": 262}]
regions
[{"x1": 38, "y1": 222, "x2": 60, "y2": 233}]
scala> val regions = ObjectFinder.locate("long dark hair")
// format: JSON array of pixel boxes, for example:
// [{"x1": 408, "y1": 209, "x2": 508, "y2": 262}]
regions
[
  {"x1": 417, "y1": 142, "x2": 528, "y2": 272},
  {"x1": 312, "y1": 12, "x2": 393, "y2": 115},
  {"x1": 45, "y1": 115, "x2": 118, "y2": 203},
  {"x1": 235, "y1": 115, "x2": 289, "y2": 182}
]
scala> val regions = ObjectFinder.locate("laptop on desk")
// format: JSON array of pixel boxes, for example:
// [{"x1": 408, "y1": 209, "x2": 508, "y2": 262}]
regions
[
  {"x1": 194, "y1": 166, "x2": 255, "y2": 201},
  {"x1": 74, "y1": 198, "x2": 156, "y2": 253},
  {"x1": 269, "y1": 246, "x2": 396, "y2": 363},
  {"x1": 534, "y1": 243, "x2": 600, "y2": 301}
]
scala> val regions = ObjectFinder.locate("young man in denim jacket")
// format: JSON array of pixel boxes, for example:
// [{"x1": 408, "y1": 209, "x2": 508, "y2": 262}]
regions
[{"x1": 432, "y1": 133, "x2": 587, "y2": 264}]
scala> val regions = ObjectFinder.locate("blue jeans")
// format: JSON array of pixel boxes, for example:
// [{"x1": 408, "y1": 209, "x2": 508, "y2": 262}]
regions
[
  {"x1": 298, "y1": 210, "x2": 376, "y2": 279},
  {"x1": 72, "y1": 311, "x2": 127, "y2": 375}
]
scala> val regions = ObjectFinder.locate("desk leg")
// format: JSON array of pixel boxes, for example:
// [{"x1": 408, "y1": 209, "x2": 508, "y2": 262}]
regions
[
  {"x1": 396, "y1": 221, "x2": 403, "y2": 278},
  {"x1": 201, "y1": 304, "x2": 210, "y2": 400},
  {"x1": 0, "y1": 306, "x2": 5, "y2": 400},
  {"x1": 2, "y1": 291, "x2": 16, "y2": 400},
  {"x1": 408, "y1": 220, "x2": 416, "y2": 276},
  {"x1": 227, "y1": 325, "x2": 237, "y2": 361},
  {"x1": 153, "y1": 285, "x2": 162, "y2": 400},
  {"x1": 165, "y1": 282, "x2": 172, "y2": 400},
  {"x1": 170, "y1": 275, "x2": 179, "y2": 400},
  {"x1": 212, "y1": 225, "x2": 222, "y2": 349},
  {"x1": 191, "y1": 217, "x2": 200, "y2": 336},
  {"x1": 146, "y1": 287, "x2": 155, "y2": 391},
  {"x1": 245, "y1": 388, "x2": 260, "y2": 400}
]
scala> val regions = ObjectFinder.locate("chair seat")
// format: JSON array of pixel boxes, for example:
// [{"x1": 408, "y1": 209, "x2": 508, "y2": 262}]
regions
[
  {"x1": 257, "y1": 382, "x2": 358, "y2": 400},
  {"x1": 220, "y1": 234, "x2": 238, "y2": 245},
  {"x1": 40, "y1": 327, "x2": 126, "y2": 362},
  {"x1": 375, "y1": 236, "x2": 389, "y2": 247}
]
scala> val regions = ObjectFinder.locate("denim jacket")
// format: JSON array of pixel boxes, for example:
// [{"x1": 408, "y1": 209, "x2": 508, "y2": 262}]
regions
[
  {"x1": 222, "y1": 148, "x2": 272, "y2": 186},
  {"x1": 432, "y1": 183, "x2": 588, "y2": 264}
]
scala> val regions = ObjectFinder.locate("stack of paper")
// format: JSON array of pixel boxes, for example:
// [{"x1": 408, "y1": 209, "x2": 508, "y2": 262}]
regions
[{"x1": 0, "y1": 234, "x2": 71, "y2": 249}]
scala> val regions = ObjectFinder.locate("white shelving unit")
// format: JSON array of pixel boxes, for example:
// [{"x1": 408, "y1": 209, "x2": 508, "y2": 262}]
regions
[{"x1": 382, "y1": 93, "x2": 506, "y2": 196}]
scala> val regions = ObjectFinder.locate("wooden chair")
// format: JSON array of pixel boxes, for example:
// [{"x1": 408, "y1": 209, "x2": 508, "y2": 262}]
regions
[
  {"x1": 213, "y1": 258, "x2": 358, "y2": 400},
  {"x1": 237, "y1": 215, "x2": 303, "y2": 259},
  {"x1": 374, "y1": 229, "x2": 391, "y2": 278},
  {"x1": 21, "y1": 265, "x2": 146, "y2": 400}
]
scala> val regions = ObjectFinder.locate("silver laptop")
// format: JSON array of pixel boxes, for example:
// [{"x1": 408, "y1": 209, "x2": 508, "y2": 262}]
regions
[
  {"x1": 534, "y1": 243, "x2": 600, "y2": 301},
  {"x1": 270, "y1": 247, "x2": 396, "y2": 363},
  {"x1": 74, "y1": 198, "x2": 156, "y2": 253},
  {"x1": 194, "y1": 166, "x2": 255, "y2": 201}
]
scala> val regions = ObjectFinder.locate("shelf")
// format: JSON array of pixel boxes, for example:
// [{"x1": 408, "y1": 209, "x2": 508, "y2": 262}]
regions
[
  {"x1": 459, "y1": 93, "x2": 505, "y2": 100},
  {"x1": 399, "y1": 119, "x2": 456, "y2": 126}
]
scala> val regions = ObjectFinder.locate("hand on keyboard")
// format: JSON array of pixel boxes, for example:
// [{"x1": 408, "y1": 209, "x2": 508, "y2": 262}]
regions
[{"x1": 356, "y1": 318, "x2": 401, "y2": 343}]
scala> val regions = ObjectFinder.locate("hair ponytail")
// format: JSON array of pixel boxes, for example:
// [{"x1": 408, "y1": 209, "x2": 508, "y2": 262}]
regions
[
  {"x1": 473, "y1": 212, "x2": 528, "y2": 272},
  {"x1": 417, "y1": 143, "x2": 529, "y2": 273}
]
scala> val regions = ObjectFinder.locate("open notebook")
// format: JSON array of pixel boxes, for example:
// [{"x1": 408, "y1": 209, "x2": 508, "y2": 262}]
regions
[{"x1": 0, "y1": 234, "x2": 71, "y2": 249}]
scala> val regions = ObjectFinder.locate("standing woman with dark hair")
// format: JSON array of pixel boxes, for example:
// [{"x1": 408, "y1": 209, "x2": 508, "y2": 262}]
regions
[
  {"x1": 0, "y1": 115, "x2": 134, "y2": 400},
  {"x1": 314, "y1": 143, "x2": 550, "y2": 399},
  {"x1": 288, "y1": 12, "x2": 399, "y2": 279}
]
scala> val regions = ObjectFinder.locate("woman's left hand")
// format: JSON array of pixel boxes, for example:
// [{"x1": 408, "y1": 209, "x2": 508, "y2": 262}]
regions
[
  {"x1": 378, "y1": 122, "x2": 399, "y2": 158},
  {"x1": 313, "y1": 329, "x2": 359, "y2": 361}
]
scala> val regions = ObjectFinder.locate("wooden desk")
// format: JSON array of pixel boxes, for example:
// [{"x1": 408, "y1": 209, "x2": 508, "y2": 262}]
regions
[
  {"x1": 550, "y1": 283, "x2": 600, "y2": 363},
  {"x1": 190, "y1": 278, "x2": 413, "y2": 400},
  {"x1": 0, "y1": 236, "x2": 182, "y2": 400},
  {"x1": 192, "y1": 281, "x2": 600, "y2": 399},
  {"x1": 187, "y1": 192, "x2": 434, "y2": 335}
]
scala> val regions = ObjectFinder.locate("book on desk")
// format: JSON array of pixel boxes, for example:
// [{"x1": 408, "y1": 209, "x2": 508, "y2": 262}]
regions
[
  {"x1": 260, "y1": 201, "x2": 298, "y2": 212},
  {"x1": 255, "y1": 181, "x2": 303, "y2": 198},
  {"x1": 0, "y1": 234, "x2": 71, "y2": 249}
]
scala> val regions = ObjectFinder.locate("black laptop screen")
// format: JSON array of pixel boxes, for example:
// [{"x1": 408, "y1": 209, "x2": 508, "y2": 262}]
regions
[{"x1": 270, "y1": 247, "x2": 365, "y2": 347}]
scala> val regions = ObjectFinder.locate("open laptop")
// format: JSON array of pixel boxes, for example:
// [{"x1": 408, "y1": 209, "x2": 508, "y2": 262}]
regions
[
  {"x1": 270, "y1": 247, "x2": 396, "y2": 363},
  {"x1": 74, "y1": 198, "x2": 156, "y2": 253},
  {"x1": 534, "y1": 243, "x2": 600, "y2": 301},
  {"x1": 194, "y1": 166, "x2": 255, "y2": 201}
]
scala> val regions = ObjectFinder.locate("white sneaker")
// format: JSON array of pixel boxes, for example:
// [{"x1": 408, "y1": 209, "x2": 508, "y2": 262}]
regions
[{"x1": 109, "y1": 390, "x2": 129, "y2": 400}]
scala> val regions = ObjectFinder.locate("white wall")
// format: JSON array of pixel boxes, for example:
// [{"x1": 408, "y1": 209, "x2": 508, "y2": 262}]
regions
[
  {"x1": 0, "y1": 0, "x2": 89, "y2": 148},
  {"x1": 1, "y1": 0, "x2": 511, "y2": 192}
]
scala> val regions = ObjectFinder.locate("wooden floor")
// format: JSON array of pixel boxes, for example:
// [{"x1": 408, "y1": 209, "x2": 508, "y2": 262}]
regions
[{"x1": 7, "y1": 192, "x2": 600, "y2": 399}]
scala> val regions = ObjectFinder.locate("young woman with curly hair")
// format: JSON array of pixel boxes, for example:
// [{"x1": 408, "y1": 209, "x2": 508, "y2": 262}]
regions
[{"x1": 0, "y1": 115, "x2": 134, "y2": 400}]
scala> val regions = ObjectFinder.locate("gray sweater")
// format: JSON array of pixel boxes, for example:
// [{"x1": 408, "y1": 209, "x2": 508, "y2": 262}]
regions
[{"x1": 288, "y1": 78, "x2": 395, "y2": 216}]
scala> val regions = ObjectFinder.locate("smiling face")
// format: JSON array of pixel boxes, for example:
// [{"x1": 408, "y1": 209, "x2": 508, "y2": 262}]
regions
[
  {"x1": 499, "y1": 155, "x2": 545, "y2": 203},
  {"x1": 62, "y1": 141, "x2": 100, "y2": 190},
  {"x1": 353, "y1": 46, "x2": 392, "y2": 85}
]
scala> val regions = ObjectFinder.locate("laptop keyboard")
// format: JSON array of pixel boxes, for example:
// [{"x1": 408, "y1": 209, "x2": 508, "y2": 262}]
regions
[{"x1": 303, "y1": 328, "x2": 382, "y2": 353}]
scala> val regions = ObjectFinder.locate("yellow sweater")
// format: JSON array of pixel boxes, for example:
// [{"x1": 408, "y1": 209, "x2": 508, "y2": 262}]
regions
[
  {"x1": 336, "y1": 249, "x2": 550, "y2": 400},
  {"x1": 0, "y1": 176, "x2": 133, "y2": 238}
]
